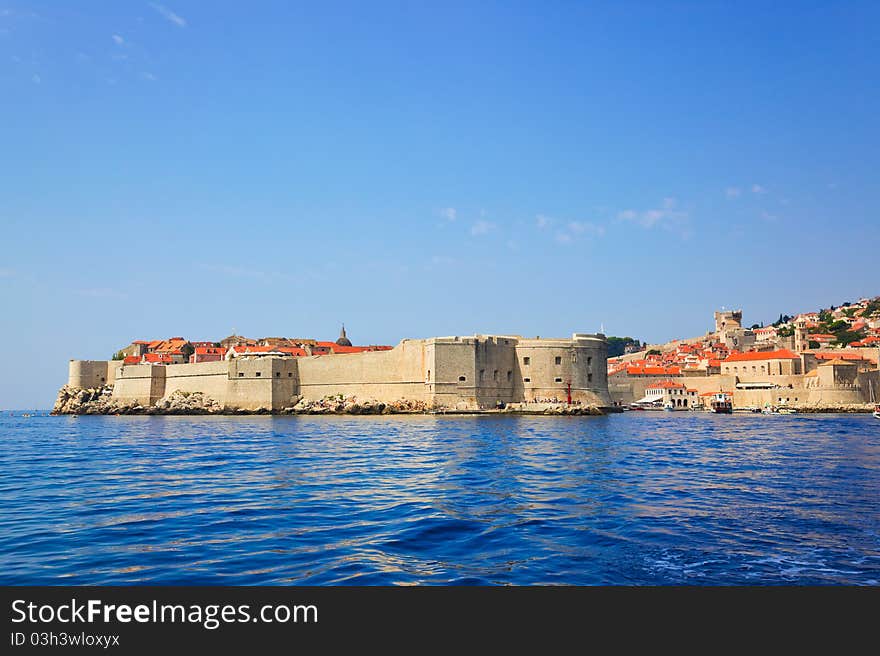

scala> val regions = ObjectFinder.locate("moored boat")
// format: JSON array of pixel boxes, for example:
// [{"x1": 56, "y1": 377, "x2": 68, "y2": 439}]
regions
[{"x1": 710, "y1": 392, "x2": 732, "y2": 414}]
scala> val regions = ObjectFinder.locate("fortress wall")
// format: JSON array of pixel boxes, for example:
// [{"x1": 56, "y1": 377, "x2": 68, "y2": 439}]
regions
[
  {"x1": 113, "y1": 364, "x2": 167, "y2": 405},
  {"x1": 69, "y1": 360, "x2": 116, "y2": 388},
  {"x1": 472, "y1": 336, "x2": 520, "y2": 408},
  {"x1": 297, "y1": 340, "x2": 429, "y2": 403},
  {"x1": 515, "y1": 335, "x2": 611, "y2": 406},
  {"x1": 163, "y1": 360, "x2": 231, "y2": 403},
  {"x1": 429, "y1": 338, "x2": 479, "y2": 408},
  {"x1": 225, "y1": 358, "x2": 291, "y2": 410}
]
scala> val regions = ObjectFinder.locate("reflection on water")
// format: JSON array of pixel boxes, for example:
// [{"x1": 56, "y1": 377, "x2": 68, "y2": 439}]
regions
[{"x1": 0, "y1": 413, "x2": 878, "y2": 584}]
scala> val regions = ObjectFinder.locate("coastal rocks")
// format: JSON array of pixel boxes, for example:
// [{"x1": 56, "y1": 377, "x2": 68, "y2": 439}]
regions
[
  {"x1": 52, "y1": 384, "x2": 119, "y2": 415},
  {"x1": 500, "y1": 402, "x2": 605, "y2": 416},
  {"x1": 51, "y1": 385, "x2": 223, "y2": 415},
  {"x1": 154, "y1": 390, "x2": 223, "y2": 415},
  {"x1": 280, "y1": 395, "x2": 427, "y2": 415}
]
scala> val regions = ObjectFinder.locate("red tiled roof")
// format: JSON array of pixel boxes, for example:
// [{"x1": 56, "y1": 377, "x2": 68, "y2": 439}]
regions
[
  {"x1": 724, "y1": 349, "x2": 799, "y2": 362},
  {"x1": 647, "y1": 381, "x2": 685, "y2": 389},
  {"x1": 123, "y1": 356, "x2": 140, "y2": 364},
  {"x1": 142, "y1": 353, "x2": 174, "y2": 363},
  {"x1": 194, "y1": 347, "x2": 227, "y2": 355}
]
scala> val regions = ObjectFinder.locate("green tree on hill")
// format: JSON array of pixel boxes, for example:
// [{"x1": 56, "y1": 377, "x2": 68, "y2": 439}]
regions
[
  {"x1": 606, "y1": 336, "x2": 642, "y2": 358},
  {"x1": 180, "y1": 343, "x2": 195, "y2": 362}
]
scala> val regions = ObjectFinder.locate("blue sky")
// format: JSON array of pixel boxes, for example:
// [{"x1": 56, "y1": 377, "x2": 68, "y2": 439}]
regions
[{"x1": 1, "y1": 1, "x2": 878, "y2": 407}]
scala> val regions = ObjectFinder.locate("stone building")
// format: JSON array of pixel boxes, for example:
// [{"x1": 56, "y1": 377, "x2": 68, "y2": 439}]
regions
[{"x1": 67, "y1": 333, "x2": 612, "y2": 412}]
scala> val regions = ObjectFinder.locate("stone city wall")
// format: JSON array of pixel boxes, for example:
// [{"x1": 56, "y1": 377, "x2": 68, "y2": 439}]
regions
[{"x1": 67, "y1": 333, "x2": 612, "y2": 412}]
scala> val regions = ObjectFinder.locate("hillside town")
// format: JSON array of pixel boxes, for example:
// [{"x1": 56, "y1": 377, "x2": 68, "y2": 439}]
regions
[
  {"x1": 112, "y1": 326, "x2": 393, "y2": 366},
  {"x1": 608, "y1": 296, "x2": 880, "y2": 411}
]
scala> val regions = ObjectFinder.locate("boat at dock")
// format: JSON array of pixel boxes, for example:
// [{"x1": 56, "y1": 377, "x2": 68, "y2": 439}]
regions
[{"x1": 710, "y1": 392, "x2": 733, "y2": 414}]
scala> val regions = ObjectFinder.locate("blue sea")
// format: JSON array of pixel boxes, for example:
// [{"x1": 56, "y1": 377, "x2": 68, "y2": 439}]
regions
[{"x1": 1, "y1": 412, "x2": 878, "y2": 585}]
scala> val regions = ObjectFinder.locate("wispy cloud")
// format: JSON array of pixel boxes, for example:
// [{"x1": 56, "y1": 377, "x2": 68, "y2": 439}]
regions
[
  {"x1": 760, "y1": 210, "x2": 778, "y2": 222},
  {"x1": 31, "y1": 73, "x2": 40, "y2": 84},
  {"x1": 140, "y1": 71, "x2": 157, "y2": 81},
  {"x1": 536, "y1": 214, "x2": 552, "y2": 229},
  {"x1": 725, "y1": 187, "x2": 741, "y2": 198},
  {"x1": 112, "y1": 34, "x2": 125, "y2": 46},
  {"x1": 555, "y1": 232, "x2": 572, "y2": 244},
  {"x1": 425, "y1": 255, "x2": 458, "y2": 270},
  {"x1": 149, "y1": 3, "x2": 187, "y2": 28},
  {"x1": 76, "y1": 288, "x2": 129, "y2": 300},
  {"x1": 198, "y1": 263, "x2": 292, "y2": 282},
  {"x1": 618, "y1": 197, "x2": 688, "y2": 230},
  {"x1": 567, "y1": 221, "x2": 605, "y2": 237},
  {"x1": 751, "y1": 184, "x2": 766, "y2": 194},
  {"x1": 470, "y1": 220, "x2": 494, "y2": 236},
  {"x1": 438, "y1": 207, "x2": 457, "y2": 222},
  {"x1": 0, "y1": 268, "x2": 15, "y2": 278}
]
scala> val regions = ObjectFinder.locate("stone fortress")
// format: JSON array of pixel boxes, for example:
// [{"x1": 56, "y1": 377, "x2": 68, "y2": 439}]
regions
[{"x1": 64, "y1": 332, "x2": 613, "y2": 413}]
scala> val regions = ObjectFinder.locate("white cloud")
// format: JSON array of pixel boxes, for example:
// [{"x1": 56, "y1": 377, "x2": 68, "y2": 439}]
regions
[
  {"x1": 149, "y1": 3, "x2": 187, "y2": 28},
  {"x1": 470, "y1": 220, "x2": 494, "y2": 236},
  {"x1": 0, "y1": 268, "x2": 15, "y2": 278},
  {"x1": 112, "y1": 34, "x2": 125, "y2": 46},
  {"x1": 428, "y1": 255, "x2": 457, "y2": 268},
  {"x1": 555, "y1": 232, "x2": 572, "y2": 244},
  {"x1": 536, "y1": 214, "x2": 552, "y2": 229},
  {"x1": 76, "y1": 288, "x2": 128, "y2": 300},
  {"x1": 439, "y1": 207, "x2": 456, "y2": 222},
  {"x1": 726, "y1": 187, "x2": 741, "y2": 198},
  {"x1": 617, "y1": 198, "x2": 688, "y2": 230},
  {"x1": 760, "y1": 211, "x2": 777, "y2": 222},
  {"x1": 567, "y1": 221, "x2": 605, "y2": 237},
  {"x1": 140, "y1": 71, "x2": 157, "y2": 81},
  {"x1": 751, "y1": 184, "x2": 766, "y2": 194}
]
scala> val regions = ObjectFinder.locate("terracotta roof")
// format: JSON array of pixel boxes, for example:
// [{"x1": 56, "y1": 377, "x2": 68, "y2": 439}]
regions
[
  {"x1": 724, "y1": 349, "x2": 799, "y2": 363},
  {"x1": 646, "y1": 381, "x2": 685, "y2": 389},
  {"x1": 194, "y1": 347, "x2": 227, "y2": 355},
  {"x1": 814, "y1": 352, "x2": 869, "y2": 361},
  {"x1": 819, "y1": 358, "x2": 856, "y2": 366},
  {"x1": 123, "y1": 356, "x2": 140, "y2": 364}
]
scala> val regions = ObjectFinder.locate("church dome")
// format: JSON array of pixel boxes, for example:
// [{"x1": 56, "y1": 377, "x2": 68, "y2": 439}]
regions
[{"x1": 336, "y1": 324, "x2": 352, "y2": 347}]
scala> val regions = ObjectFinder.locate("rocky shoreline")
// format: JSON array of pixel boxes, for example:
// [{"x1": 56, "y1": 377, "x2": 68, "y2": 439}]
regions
[{"x1": 51, "y1": 386, "x2": 607, "y2": 416}]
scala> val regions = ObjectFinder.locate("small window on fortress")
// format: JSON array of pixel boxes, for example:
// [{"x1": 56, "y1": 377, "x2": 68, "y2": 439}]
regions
[
  {"x1": 523, "y1": 357, "x2": 530, "y2": 366},
  {"x1": 256, "y1": 372, "x2": 261, "y2": 377},
  {"x1": 554, "y1": 377, "x2": 562, "y2": 383},
  {"x1": 507, "y1": 370, "x2": 512, "y2": 382},
  {"x1": 276, "y1": 372, "x2": 281, "y2": 377},
  {"x1": 493, "y1": 370, "x2": 498, "y2": 382},
  {"x1": 458, "y1": 376, "x2": 466, "y2": 383},
  {"x1": 239, "y1": 373, "x2": 244, "y2": 377},
  {"x1": 588, "y1": 373, "x2": 593, "y2": 382},
  {"x1": 479, "y1": 369, "x2": 485, "y2": 382},
  {"x1": 289, "y1": 373, "x2": 293, "y2": 377},
  {"x1": 587, "y1": 356, "x2": 592, "y2": 366},
  {"x1": 555, "y1": 356, "x2": 561, "y2": 365},
  {"x1": 523, "y1": 377, "x2": 531, "y2": 383}
]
